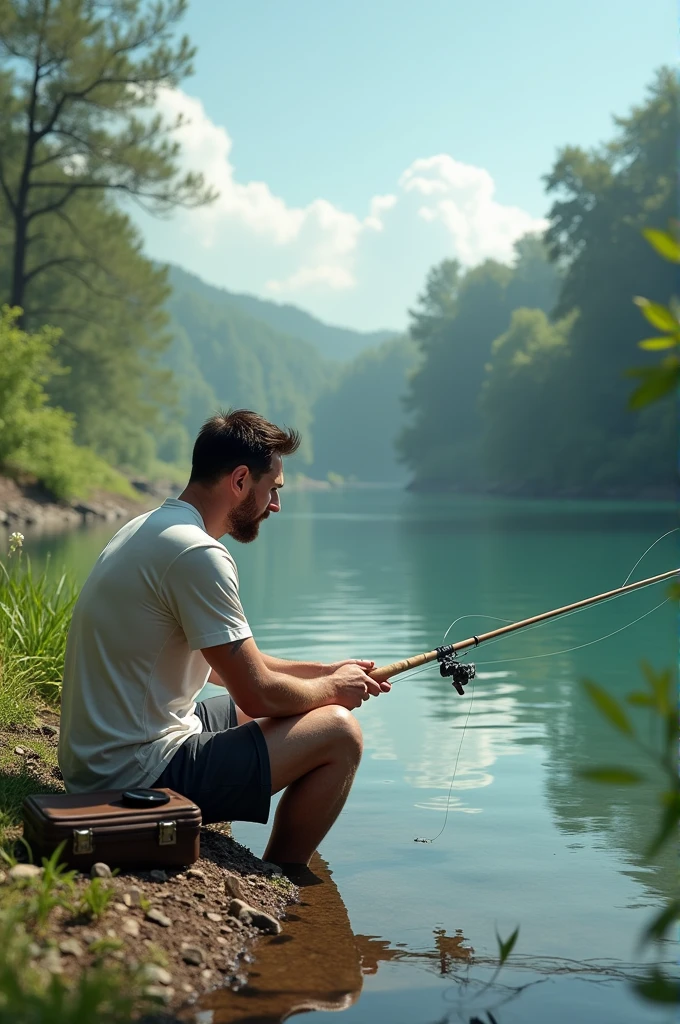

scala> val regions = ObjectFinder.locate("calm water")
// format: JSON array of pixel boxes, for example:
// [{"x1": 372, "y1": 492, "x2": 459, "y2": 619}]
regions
[{"x1": 12, "y1": 490, "x2": 678, "y2": 1024}]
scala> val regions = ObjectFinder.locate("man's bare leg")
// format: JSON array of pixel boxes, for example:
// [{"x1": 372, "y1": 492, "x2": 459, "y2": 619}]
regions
[{"x1": 251, "y1": 706, "x2": 362, "y2": 866}]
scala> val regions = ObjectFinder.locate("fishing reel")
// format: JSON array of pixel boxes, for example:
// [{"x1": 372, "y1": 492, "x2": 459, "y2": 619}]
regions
[{"x1": 436, "y1": 645, "x2": 476, "y2": 696}]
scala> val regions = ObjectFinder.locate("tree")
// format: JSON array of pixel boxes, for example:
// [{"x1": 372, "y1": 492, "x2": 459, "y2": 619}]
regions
[
  {"x1": 399, "y1": 237, "x2": 560, "y2": 490},
  {"x1": 0, "y1": 0, "x2": 214, "y2": 319}
]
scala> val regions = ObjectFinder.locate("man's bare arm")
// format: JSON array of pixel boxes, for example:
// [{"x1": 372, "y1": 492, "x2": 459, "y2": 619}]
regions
[
  {"x1": 259, "y1": 653, "x2": 375, "y2": 680},
  {"x1": 202, "y1": 637, "x2": 384, "y2": 718}
]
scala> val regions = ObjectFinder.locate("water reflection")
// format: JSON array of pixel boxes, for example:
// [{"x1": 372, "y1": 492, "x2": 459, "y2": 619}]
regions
[{"x1": 195, "y1": 854, "x2": 475, "y2": 1024}]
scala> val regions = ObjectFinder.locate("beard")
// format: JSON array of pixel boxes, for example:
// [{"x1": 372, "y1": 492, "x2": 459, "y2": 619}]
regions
[{"x1": 227, "y1": 487, "x2": 269, "y2": 543}]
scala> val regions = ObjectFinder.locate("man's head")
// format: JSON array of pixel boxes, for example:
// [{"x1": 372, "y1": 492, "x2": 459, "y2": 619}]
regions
[{"x1": 187, "y1": 410, "x2": 300, "y2": 542}]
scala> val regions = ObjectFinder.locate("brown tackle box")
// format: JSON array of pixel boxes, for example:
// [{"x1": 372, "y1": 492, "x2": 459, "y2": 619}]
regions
[{"x1": 22, "y1": 788, "x2": 202, "y2": 871}]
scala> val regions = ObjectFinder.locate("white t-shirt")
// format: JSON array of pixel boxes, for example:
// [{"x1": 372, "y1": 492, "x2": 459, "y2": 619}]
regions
[{"x1": 58, "y1": 499, "x2": 252, "y2": 792}]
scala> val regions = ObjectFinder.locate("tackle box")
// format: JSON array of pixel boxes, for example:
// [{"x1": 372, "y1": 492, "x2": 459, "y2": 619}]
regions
[{"x1": 22, "y1": 788, "x2": 202, "y2": 871}]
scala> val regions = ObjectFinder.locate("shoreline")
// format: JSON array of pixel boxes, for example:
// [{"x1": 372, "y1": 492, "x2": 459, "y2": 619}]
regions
[{"x1": 0, "y1": 715, "x2": 298, "y2": 1019}]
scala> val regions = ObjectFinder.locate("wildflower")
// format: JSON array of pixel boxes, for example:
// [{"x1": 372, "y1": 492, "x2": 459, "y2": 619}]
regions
[{"x1": 8, "y1": 532, "x2": 24, "y2": 556}]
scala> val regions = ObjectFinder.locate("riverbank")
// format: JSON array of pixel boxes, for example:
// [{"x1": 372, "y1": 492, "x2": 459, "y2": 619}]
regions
[
  {"x1": 0, "y1": 715, "x2": 297, "y2": 1020},
  {"x1": 0, "y1": 474, "x2": 158, "y2": 532}
]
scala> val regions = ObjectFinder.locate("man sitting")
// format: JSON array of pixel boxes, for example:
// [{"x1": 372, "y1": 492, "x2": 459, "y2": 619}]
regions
[{"x1": 58, "y1": 409, "x2": 390, "y2": 868}]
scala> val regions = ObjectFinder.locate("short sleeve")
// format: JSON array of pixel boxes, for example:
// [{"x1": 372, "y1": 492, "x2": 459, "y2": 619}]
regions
[{"x1": 161, "y1": 543, "x2": 252, "y2": 651}]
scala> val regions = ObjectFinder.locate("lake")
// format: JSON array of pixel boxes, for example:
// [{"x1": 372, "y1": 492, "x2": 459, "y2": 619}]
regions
[{"x1": 14, "y1": 489, "x2": 678, "y2": 1024}]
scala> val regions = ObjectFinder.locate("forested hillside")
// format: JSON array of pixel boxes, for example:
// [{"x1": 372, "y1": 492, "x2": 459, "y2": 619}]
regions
[
  {"x1": 400, "y1": 69, "x2": 677, "y2": 497},
  {"x1": 168, "y1": 266, "x2": 396, "y2": 363}
]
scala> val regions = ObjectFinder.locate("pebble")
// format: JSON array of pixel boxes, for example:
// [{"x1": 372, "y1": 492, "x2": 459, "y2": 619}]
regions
[
  {"x1": 80, "y1": 930, "x2": 101, "y2": 945},
  {"x1": 9, "y1": 864, "x2": 43, "y2": 881},
  {"x1": 59, "y1": 938, "x2": 84, "y2": 957},
  {"x1": 39, "y1": 723, "x2": 59, "y2": 736},
  {"x1": 192, "y1": 891, "x2": 207, "y2": 900},
  {"x1": 148, "y1": 869, "x2": 167, "y2": 883},
  {"x1": 0, "y1": 871, "x2": 6, "y2": 885},
  {"x1": 145, "y1": 908, "x2": 172, "y2": 928},
  {"x1": 180, "y1": 982, "x2": 195, "y2": 994},
  {"x1": 28, "y1": 942, "x2": 42, "y2": 958},
  {"x1": 42, "y1": 949, "x2": 63, "y2": 974},
  {"x1": 122, "y1": 887, "x2": 143, "y2": 907},
  {"x1": 216, "y1": 936, "x2": 228, "y2": 945},
  {"x1": 13, "y1": 746, "x2": 25, "y2": 755},
  {"x1": 143, "y1": 985, "x2": 174, "y2": 1004},
  {"x1": 224, "y1": 872, "x2": 244, "y2": 900},
  {"x1": 90, "y1": 862, "x2": 113, "y2": 879},
  {"x1": 200, "y1": 969, "x2": 214, "y2": 983},
  {"x1": 186, "y1": 867, "x2": 205, "y2": 880},
  {"x1": 121, "y1": 918, "x2": 140, "y2": 938},
  {"x1": 140, "y1": 964, "x2": 173, "y2": 986},
  {"x1": 204, "y1": 911, "x2": 222, "y2": 923},
  {"x1": 105, "y1": 928, "x2": 117, "y2": 939},
  {"x1": 111, "y1": 902, "x2": 128, "y2": 914},
  {"x1": 228, "y1": 898, "x2": 281, "y2": 935},
  {"x1": 181, "y1": 944, "x2": 205, "y2": 966}
]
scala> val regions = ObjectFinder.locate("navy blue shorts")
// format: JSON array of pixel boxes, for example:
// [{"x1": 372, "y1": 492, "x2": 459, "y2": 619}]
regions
[{"x1": 152, "y1": 694, "x2": 271, "y2": 825}]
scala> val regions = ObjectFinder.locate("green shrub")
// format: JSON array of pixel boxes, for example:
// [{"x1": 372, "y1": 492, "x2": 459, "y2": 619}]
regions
[{"x1": 0, "y1": 307, "x2": 134, "y2": 501}]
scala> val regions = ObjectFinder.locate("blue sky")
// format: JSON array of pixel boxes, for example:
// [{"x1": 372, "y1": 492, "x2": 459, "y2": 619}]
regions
[{"x1": 136, "y1": 0, "x2": 676, "y2": 331}]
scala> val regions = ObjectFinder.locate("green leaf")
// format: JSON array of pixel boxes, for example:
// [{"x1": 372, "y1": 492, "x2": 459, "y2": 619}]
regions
[
  {"x1": 646, "y1": 794, "x2": 680, "y2": 858},
  {"x1": 583, "y1": 680, "x2": 635, "y2": 735},
  {"x1": 495, "y1": 925, "x2": 519, "y2": 966},
  {"x1": 633, "y1": 969, "x2": 680, "y2": 1004},
  {"x1": 640, "y1": 661, "x2": 672, "y2": 714},
  {"x1": 639, "y1": 336, "x2": 678, "y2": 351},
  {"x1": 626, "y1": 692, "x2": 655, "y2": 708},
  {"x1": 643, "y1": 228, "x2": 680, "y2": 263},
  {"x1": 641, "y1": 900, "x2": 680, "y2": 945},
  {"x1": 579, "y1": 766, "x2": 644, "y2": 785},
  {"x1": 628, "y1": 365, "x2": 680, "y2": 409},
  {"x1": 633, "y1": 297, "x2": 678, "y2": 332}
]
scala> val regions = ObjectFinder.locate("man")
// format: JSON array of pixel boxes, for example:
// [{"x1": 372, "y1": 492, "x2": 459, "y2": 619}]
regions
[{"x1": 59, "y1": 410, "x2": 390, "y2": 868}]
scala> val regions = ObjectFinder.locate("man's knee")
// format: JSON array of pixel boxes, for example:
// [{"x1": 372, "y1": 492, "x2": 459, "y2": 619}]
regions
[{"x1": 314, "y1": 704, "x2": 363, "y2": 761}]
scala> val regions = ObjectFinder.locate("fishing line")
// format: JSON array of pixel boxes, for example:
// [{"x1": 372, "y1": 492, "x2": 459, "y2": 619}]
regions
[
  {"x1": 410, "y1": 528, "x2": 675, "y2": 845},
  {"x1": 414, "y1": 675, "x2": 476, "y2": 844},
  {"x1": 620, "y1": 527, "x2": 678, "y2": 587}
]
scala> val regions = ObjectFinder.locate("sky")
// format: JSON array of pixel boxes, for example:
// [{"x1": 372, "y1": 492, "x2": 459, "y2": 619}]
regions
[{"x1": 135, "y1": 0, "x2": 676, "y2": 332}]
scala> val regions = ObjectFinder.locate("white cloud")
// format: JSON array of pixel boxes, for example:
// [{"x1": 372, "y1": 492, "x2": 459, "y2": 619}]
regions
[{"x1": 142, "y1": 89, "x2": 548, "y2": 328}]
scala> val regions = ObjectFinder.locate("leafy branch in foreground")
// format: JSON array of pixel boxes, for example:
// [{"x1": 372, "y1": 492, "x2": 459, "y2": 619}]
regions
[
  {"x1": 627, "y1": 225, "x2": 680, "y2": 408},
  {"x1": 579, "y1": 662, "x2": 679, "y2": 1003}
]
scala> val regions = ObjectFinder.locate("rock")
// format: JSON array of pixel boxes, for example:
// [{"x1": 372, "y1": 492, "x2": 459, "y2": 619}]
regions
[
  {"x1": 28, "y1": 942, "x2": 42, "y2": 958},
  {"x1": 216, "y1": 935, "x2": 228, "y2": 945},
  {"x1": 9, "y1": 864, "x2": 43, "y2": 881},
  {"x1": 105, "y1": 928, "x2": 117, "y2": 939},
  {"x1": 121, "y1": 918, "x2": 140, "y2": 938},
  {"x1": 145, "y1": 908, "x2": 171, "y2": 927},
  {"x1": 181, "y1": 944, "x2": 205, "y2": 966},
  {"x1": 42, "y1": 948, "x2": 63, "y2": 973},
  {"x1": 0, "y1": 871, "x2": 6, "y2": 885},
  {"x1": 200, "y1": 969, "x2": 214, "y2": 983},
  {"x1": 122, "y1": 887, "x2": 143, "y2": 907},
  {"x1": 180, "y1": 982, "x2": 195, "y2": 994},
  {"x1": 140, "y1": 964, "x2": 173, "y2": 986},
  {"x1": 228, "y1": 898, "x2": 281, "y2": 935},
  {"x1": 59, "y1": 938, "x2": 84, "y2": 957},
  {"x1": 192, "y1": 891, "x2": 207, "y2": 900},
  {"x1": 39, "y1": 723, "x2": 59, "y2": 737},
  {"x1": 204, "y1": 911, "x2": 222, "y2": 923},
  {"x1": 90, "y1": 862, "x2": 113, "y2": 879},
  {"x1": 143, "y1": 985, "x2": 174, "y2": 1004},
  {"x1": 186, "y1": 867, "x2": 205, "y2": 880},
  {"x1": 111, "y1": 902, "x2": 128, "y2": 914},
  {"x1": 13, "y1": 746, "x2": 25, "y2": 755},
  {"x1": 148, "y1": 869, "x2": 167, "y2": 883},
  {"x1": 224, "y1": 872, "x2": 244, "y2": 900}
]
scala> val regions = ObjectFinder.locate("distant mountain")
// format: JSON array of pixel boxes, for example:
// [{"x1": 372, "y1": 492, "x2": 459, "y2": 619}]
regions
[
  {"x1": 163, "y1": 271, "x2": 333, "y2": 466},
  {"x1": 166, "y1": 265, "x2": 398, "y2": 363}
]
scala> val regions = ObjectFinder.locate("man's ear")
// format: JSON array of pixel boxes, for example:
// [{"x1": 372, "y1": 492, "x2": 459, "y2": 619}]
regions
[{"x1": 230, "y1": 465, "x2": 250, "y2": 495}]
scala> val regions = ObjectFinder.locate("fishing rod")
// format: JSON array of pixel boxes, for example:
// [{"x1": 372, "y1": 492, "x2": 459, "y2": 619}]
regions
[{"x1": 369, "y1": 568, "x2": 678, "y2": 694}]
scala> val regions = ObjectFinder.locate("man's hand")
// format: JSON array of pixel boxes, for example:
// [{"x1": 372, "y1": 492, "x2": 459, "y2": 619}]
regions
[
  {"x1": 326, "y1": 660, "x2": 391, "y2": 697},
  {"x1": 326, "y1": 662, "x2": 391, "y2": 710}
]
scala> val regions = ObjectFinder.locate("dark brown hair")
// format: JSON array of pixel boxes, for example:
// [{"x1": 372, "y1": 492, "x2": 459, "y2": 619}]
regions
[{"x1": 189, "y1": 409, "x2": 300, "y2": 486}]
